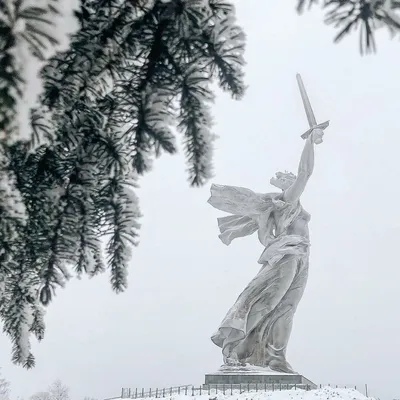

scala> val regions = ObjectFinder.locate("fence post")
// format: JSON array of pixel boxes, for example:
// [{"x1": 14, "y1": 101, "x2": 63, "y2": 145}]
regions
[
  {"x1": 279, "y1": 383, "x2": 282, "y2": 391},
  {"x1": 365, "y1": 384, "x2": 368, "y2": 397},
  {"x1": 184, "y1": 386, "x2": 187, "y2": 396},
  {"x1": 208, "y1": 385, "x2": 210, "y2": 395},
  {"x1": 272, "y1": 383, "x2": 275, "y2": 392},
  {"x1": 256, "y1": 383, "x2": 258, "y2": 392},
  {"x1": 155, "y1": 388, "x2": 158, "y2": 398},
  {"x1": 162, "y1": 388, "x2": 165, "y2": 397},
  {"x1": 141, "y1": 388, "x2": 144, "y2": 398},
  {"x1": 149, "y1": 389, "x2": 152, "y2": 398},
  {"x1": 230, "y1": 384, "x2": 233, "y2": 395},
  {"x1": 200, "y1": 386, "x2": 202, "y2": 395},
  {"x1": 192, "y1": 386, "x2": 194, "y2": 396},
  {"x1": 135, "y1": 388, "x2": 138, "y2": 399},
  {"x1": 247, "y1": 383, "x2": 250, "y2": 392}
]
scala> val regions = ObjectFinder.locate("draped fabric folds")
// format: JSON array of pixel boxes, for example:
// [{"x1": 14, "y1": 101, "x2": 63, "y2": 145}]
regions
[{"x1": 208, "y1": 183, "x2": 310, "y2": 372}]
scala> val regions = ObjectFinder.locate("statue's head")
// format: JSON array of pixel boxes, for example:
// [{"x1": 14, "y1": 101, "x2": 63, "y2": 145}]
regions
[{"x1": 270, "y1": 171, "x2": 296, "y2": 190}]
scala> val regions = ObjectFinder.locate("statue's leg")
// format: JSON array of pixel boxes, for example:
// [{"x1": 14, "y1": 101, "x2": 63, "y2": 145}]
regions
[
  {"x1": 235, "y1": 256, "x2": 300, "y2": 366},
  {"x1": 264, "y1": 310, "x2": 295, "y2": 373},
  {"x1": 265, "y1": 258, "x2": 309, "y2": 373}
]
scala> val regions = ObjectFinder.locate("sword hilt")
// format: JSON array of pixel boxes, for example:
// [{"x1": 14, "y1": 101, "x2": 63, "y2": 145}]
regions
[{"x1": 300, "y1": 120, "x2": 330, "y2": 141}]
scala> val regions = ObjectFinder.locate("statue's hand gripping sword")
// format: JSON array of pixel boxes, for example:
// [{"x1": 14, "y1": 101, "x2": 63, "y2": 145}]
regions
[{"x1": 296, "y1": 74, "x2": 329, "y2": 144}]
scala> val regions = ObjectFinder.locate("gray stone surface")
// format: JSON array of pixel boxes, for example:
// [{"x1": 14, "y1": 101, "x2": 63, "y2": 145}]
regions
[
  {"x1": 204, "y1": 373, "x2": 315, "y2": 387},
  {"x1": 203, "y1": 365, "x2": 316, "y2": 389},
  {"x1": 207, "y1": 75, "x2": 328, "y2": 374}
]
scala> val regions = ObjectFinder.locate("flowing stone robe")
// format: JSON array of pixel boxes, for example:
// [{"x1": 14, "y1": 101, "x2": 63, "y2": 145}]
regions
[{"x1": 208, "y1": 183, "x2": 310, "y2": 373}]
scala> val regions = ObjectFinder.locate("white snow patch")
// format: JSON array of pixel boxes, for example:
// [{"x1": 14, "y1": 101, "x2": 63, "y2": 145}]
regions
[
  {"x1": 3, "y1": 0, "x2": 80, "y2": 145},
  {"x1": 116, "y1": 387, "x2": 373, "y2": 400},
  {"x1": 18, "y1": 301, "x2": 34, "y2": 361}
]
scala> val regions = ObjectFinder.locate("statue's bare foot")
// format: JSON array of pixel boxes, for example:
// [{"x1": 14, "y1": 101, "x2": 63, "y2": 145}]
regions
[
  {"x1": 268, "y1": 359, "x2": 296, "y2": 374},
  {"x1": 223, "y1": 354, "x2": 241, "y2": 367}
]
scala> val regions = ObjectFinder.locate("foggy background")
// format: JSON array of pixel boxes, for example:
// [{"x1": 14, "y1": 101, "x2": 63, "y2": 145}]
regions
[{"x1": 1, "y1": 1, "x2": 399, "y2": 399}]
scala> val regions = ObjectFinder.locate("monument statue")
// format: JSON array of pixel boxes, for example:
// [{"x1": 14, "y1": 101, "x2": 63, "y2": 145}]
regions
[{"x1": 207, "y1": 74, "x2": 329, "y2": 374}]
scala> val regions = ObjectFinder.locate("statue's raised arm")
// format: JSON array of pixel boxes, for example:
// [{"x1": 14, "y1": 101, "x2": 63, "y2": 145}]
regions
[
  {"x1": 273, "y1": 73, "x2": 328, "y2": 204},
  {"x1": 278, "y1": 131, "x2": 322, "y2": 203}
]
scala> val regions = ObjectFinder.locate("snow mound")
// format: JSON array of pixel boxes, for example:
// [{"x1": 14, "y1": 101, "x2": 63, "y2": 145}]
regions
[{"x1": 120, "y1": 387, "x2": 372, "y2": 400}]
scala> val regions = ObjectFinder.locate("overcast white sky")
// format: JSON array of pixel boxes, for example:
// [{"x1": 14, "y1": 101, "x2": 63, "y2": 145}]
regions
[{"x1": 2, "y1": 1, "x2": 400, "y2": 400}]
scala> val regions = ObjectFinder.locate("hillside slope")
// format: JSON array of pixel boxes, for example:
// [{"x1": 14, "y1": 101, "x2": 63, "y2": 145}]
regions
[{"x1": 117, "y1": 387, "x2": 372, "y2": 400}]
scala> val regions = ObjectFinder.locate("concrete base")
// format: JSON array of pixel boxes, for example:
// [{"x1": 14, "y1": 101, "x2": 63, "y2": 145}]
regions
[{"x1": 204, "y1": 365, "x2": 317, "y2": 390}]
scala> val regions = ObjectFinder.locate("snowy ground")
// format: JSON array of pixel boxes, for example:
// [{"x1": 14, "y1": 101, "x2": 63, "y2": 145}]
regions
[{"x1": 118, "y1": 387, "x2": 373, "y2": 400}]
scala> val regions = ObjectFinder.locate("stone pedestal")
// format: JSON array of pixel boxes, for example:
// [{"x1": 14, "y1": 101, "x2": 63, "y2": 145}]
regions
[{"x1": 204, "y1": 365, "x2": 317, "y2": 390}]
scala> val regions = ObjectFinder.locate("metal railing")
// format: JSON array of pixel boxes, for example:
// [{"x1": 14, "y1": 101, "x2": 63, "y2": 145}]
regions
[{"x1": 120, "y1": 383, "x2": 318, "y2": 399}]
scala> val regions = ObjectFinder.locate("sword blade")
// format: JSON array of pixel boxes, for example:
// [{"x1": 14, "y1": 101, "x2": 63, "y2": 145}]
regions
[{"x1": 296, "y1": 74, "x2": 317, "y2": 128}]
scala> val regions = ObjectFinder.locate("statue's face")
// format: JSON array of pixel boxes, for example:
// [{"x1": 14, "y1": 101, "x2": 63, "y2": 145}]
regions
[{"x1": 270, "y1": 172, "x2": 296, "y2": 190}]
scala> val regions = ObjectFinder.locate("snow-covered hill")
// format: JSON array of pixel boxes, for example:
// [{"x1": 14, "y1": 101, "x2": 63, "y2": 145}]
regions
[{"x1": 117, "y1": 387, "x2": 373, "y2": 400}]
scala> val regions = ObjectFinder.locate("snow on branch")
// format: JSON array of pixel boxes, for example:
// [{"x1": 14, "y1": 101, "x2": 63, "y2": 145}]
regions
[
  {"x1": 0, "y1": 0, "x2": 79, "y2": 145},
  {"x1": 178, "y1": 64, "x2": 215, "y2": 186},
  {"x1": 0, "y1": 0, "x2": 246, "y2": 367}
]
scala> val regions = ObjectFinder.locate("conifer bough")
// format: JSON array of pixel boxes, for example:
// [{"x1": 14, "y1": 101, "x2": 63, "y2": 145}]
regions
[
  {"x1": 297, "y1": 0, "x2": 400, "y2": 54},
  {"x1": 0, "y1": 0, "x2": 246, "y2": 367}
]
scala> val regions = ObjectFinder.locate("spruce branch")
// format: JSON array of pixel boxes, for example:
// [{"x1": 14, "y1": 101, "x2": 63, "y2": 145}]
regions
[
  {"x1": 102, "y1": 178, "x2": 141, "y2": 292},
  {"x1": 178, "y1": 64, "x2": 215, "y2": 186},
  {"x1": 0, "y1": 0, "x2": 246, "y2": 367},
  {"x1": 0, "y1": 0, "x2": 76, "y2": 144},
  {"x1": 1, "y1": 262, "x2": 38, "y2": 368},
  {"x1": 297, "y1": 0, "x2": 400, "y2": 53}
]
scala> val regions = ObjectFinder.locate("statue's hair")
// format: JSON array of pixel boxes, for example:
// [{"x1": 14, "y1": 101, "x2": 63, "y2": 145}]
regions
[
  {"x1": 278, "y1": 171, "x2": 296, "y2": 181},
  {"x1": 270, "y1": 171, "x2": 296, "y2": 190}
]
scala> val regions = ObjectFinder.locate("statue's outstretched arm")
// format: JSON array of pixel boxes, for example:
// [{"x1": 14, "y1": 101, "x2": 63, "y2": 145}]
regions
[{"x1": 283, "y1": 134, "x2": 318, "y2": 203}]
